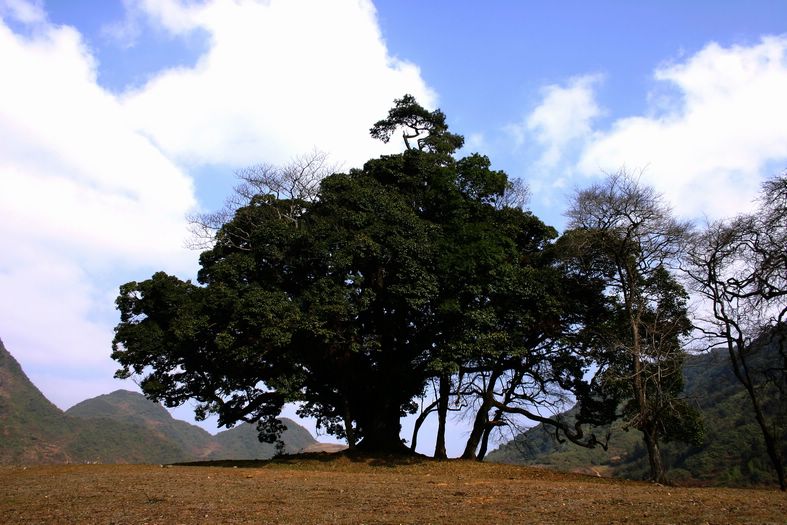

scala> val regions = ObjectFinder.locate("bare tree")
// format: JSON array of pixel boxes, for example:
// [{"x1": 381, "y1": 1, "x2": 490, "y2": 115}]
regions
[
  {"x1": 565, "y1": 171, "x2": 701, "y2": 484},
  {"x1": 496, "y1": 177, "x2": 531, "y2": 210},
  {"x1": 187, "y1": 150, "x2": 338, "y2": 249},
  {"x1": 456, "y1": 344, "x2": 615, "y2": 461},
  {"x1": 684, "y1": 173, "x2": 787, "y2": 490}
]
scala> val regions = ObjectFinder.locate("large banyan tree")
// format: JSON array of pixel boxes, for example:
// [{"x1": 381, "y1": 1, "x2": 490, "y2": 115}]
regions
[{"x1": 112, "y1": 96, "x2": 619, "y2": 454}]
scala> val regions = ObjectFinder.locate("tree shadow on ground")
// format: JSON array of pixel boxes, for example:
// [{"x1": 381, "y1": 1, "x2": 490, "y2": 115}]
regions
[{"x1": 174, "y1": 450, "x2": 432, "y2": 469}]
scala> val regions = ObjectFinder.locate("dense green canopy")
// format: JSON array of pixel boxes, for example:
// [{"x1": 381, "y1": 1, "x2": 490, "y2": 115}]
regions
[{"x1": 113, "y1": 96, "x2": 618, "y2": 453}]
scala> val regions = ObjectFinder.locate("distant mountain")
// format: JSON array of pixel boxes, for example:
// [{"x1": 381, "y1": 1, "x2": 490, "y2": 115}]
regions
[
  {"x1": 486, "y1": 343, "x2": 786, "y2": 487},
  {"x1": 66, "y1": 390, "x2": 220, "y2": 460},
  {"x1": 301, "y1": 442, "x2": 349, "y2": 454},
  {"x1": 0, "y1": 337, "x2": 319, "y2": 464},
  {"x1": 0, "y1": 337, "x2": 183, "y2": 464},
  {"x1": 0, "y1": 336, "x2": 79, "y2": 463},
  {"x1": 215, "y1": 417, "x2": 317, "y2": 458},
  {"x1": 67, "y1": 390, "x2": 318, "y2": 460}
]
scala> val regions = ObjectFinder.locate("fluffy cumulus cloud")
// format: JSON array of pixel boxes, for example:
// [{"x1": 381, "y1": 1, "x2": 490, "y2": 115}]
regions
[
  {"x1": 120, "y1": 0, "x2": 435, "y2": 168},
  {"x1": 516, "y1": 37, "x2": 787, "y2": 222},
  {"x1": 0, "y1": 0, "x2": 45, "y2": 24},
  {"x1": 0, "y1": 254, "x2": 120, "y2": 407},
  {"x1": 0, "y1": 0, "x2": 435, "y2": 412},
  {"x1": 515, "y1": 74, "x2": 603, "y2": 168},
  {"x1": 0, "y1": 23, "x2": 196, "y2": 264},
  {"x1": 504, "y1": 75, "x2": 603, "y2": 207},
  {"x1": 577, "y1": 36, "x2": 787, "y2": 219},
  {"x1": 0, "y1": 6, "x2": 197, "y2": 407}
]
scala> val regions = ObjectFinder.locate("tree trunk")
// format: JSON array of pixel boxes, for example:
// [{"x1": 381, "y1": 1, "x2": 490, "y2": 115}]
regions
[
  {"x1": 728, "y1": 340, "x2": 786, "y2": 491},
  {"x1": 736, "y1": 364, "x2": 786, "y2": 491},
  {"x1": 342, "y1": 401, "x2": 357, "y2": 450},
  {"x1": 461, "y1": 411, "x2": 487, "y2": 460},
  {"x1": 749, "y1": 394, "x2": 786, "y2": 491},
  {"x1": 477, "y1": 408, "x2": 504, "y2": 461},
  {"x1": 410, "y1": 399, "x2": 437, "y2": 452},
  {"x1": 643, "y1": 429, "x2": 667, "y2": 484},
  {"x1": 477, "y1": 423, "x2": 493, "y2": 461},
  {"x1": 629, "y1": 302, "x2": 667, "y2": 483},
  {"x1": 355, "y1": 399, "x2": 408, "y2": 454},
  {"x1": 434, "y1": 373, "x2": 450, "y2": 459},
  {"x1": 461, "y1": 369, "x2": 502, "y2": 460}
]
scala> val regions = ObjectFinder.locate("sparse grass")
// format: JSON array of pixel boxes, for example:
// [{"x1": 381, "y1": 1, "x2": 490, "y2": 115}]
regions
[{"x1": 1, "y1": 454, "x2": 785, "y2": 524}]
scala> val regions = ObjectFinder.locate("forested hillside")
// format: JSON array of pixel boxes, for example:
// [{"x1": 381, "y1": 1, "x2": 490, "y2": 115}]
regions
[{"x1": 486, "y1": 343, "x2": 787, "y2": 487}]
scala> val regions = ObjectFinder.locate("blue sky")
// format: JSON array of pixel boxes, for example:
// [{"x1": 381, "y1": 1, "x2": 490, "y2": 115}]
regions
[{"x1": 2, "y1": 0, "x2": 787, "y2": 456}]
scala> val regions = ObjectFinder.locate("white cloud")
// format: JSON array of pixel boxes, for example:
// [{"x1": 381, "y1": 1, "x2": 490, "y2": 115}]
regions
[
  {"x1": 0, "y1": 250, "x2": 129, "y2": 410},
  {"x1": 0, "y1": 20, "x2": 196, "y2": 266},
  {"x1": 101, "y1": 0, "x2": 143, "y2": 49},
  {"x1": 0, "y1": 0, "x2": 436, "y2": 417},
  {"x1": 504, "y1": 75, "x2": 603, "y2": 210},
  {"x1": 120, "y1": 0, "x2": 436, "y2": 168},
  {"x1": 0, "y1": 253, "x2": 107, "y2": 366},
  {"x1": 462, "y1": 132, "x2": 486, "y2": 154},
  {"x1": 0, "y1": 0, "x2": 45, "y2": 24},
  {"x1": 0, "y1": 11, "x2": 197, "y2": 407},
  {"x1": 578, "y1": 36, "x2": 787, "y2": 220},
  {"x1": 510, "y1": 75, "x2": 603, "y2": 168}
]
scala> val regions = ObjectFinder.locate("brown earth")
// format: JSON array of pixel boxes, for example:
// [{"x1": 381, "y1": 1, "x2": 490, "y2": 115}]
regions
[
  {"x1": 1, "y1": 454, "x2": 785, "y2": 524},
  {"x1": 300, "y1": 443, "x2": 349, "y2": 454}
]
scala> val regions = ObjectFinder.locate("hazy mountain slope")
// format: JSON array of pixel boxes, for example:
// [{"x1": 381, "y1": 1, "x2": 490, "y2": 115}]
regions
[
  {"x1": 67, "y1": 391, "x2": 319, "y2": 461},
  {"x1": 0, "y1": 338, "x2": 184, "y2": 464},
  {"x1": 60, "y1": 418, "x2": 190, "y2": 464}
]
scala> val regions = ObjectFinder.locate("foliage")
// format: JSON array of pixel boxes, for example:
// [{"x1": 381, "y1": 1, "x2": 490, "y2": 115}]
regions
[
  {"x1": 561, "y1": 172, "x2": 702, "y2": 483},
  {"x1": 113, "y1": 96, "x2": 620, "y2": 454},
  {"x1": 369, "y1": 94, "x2": 464, "y2": 155}
]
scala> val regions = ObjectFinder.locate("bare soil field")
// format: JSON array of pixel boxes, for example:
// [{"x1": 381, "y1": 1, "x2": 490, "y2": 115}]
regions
[{"x1": 1, "y1": 454, "x2": 784, "y2": 524}]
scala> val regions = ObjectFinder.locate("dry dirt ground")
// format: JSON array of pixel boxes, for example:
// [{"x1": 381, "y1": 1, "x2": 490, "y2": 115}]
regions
[{"x1": 1, "y1": 455, "x2": 785, "y2": 524}]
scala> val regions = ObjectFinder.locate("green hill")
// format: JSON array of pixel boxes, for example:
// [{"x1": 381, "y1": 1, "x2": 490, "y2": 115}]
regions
[
  {"x1": 214, "y1": 417, "x2": 317, "y2": 458},
  {"x1": 0, "y1": 337, "x2": 318, "y2": 464},
  {"x1": 66, "y1": 390, "x2": 219, "y2": 460},
  {"x1": 68, "y1": 390, "x2": 318, "y2": 460},
  {"x1": 0, "y1": 336, "x2": 79, "y2": 463},
  {"x1": 0, "y1": 337, "x2": 184, "y2": 464},
  {"x1": 486, "y1": 344, "x2": 786, "y2": 487}
]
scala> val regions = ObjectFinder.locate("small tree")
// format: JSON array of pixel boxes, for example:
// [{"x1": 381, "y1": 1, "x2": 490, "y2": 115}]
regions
[
  {"x1": 370, "y1": 94, "x2": 464, "y2": 155},
  {"x1": 684, "y1": 173, "x2": 787, "y2": 490},
  {"x1": 564, "y1": 171, "x2": 702, "y2": 484}
]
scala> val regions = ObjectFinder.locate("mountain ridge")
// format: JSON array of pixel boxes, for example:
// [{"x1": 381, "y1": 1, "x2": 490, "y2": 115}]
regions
[{"x1": 0, "y1": 337, "x2": 319, "y2": 464}]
